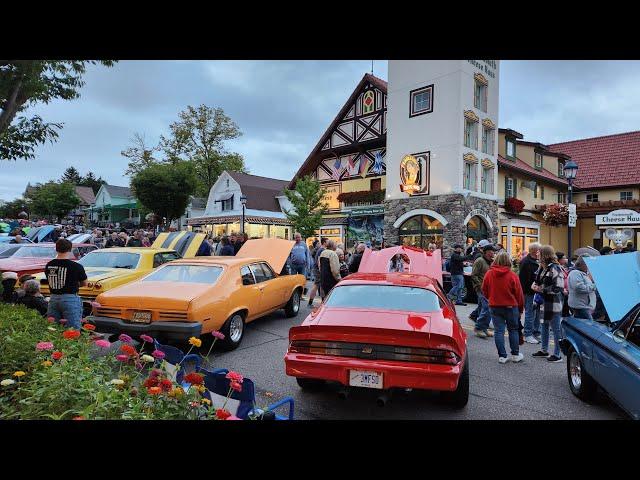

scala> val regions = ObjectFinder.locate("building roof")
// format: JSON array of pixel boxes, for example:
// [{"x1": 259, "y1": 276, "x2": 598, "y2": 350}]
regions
[
  {"x1": 499, "y1": 128, "x2": 524, "y2": 139},
  {"x1": 289, "y1": 73, "x2": 387, "y2": 188},
  {"x1": 227, "y1": 171, "x2": 289, "y2": 212},
  {"x1": 74, "y1": 186, "x2": 96, "y2": 205},
  {"x1": 190, "y1": 197, "x2": 207, "y2": 209},
  {"x1": 548, "y1": 130, "x2": 640, "y2": 190},
  {"x1": 497, "y1": 155, "x2": 568, "y2": 187},
  {"x1": 103, "y1": 184, "x2": 134, "y2": 198}
]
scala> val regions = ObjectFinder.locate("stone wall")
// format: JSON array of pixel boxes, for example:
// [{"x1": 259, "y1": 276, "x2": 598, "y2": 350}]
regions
[{"x1": 384, "y1": 194, "x2": 498, "y2": 257}]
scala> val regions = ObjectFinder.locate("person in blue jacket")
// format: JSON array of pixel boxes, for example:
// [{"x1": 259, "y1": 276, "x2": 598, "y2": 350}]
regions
[{"x1": 288, "y1": 232, "x2": 313, "y2": 277}]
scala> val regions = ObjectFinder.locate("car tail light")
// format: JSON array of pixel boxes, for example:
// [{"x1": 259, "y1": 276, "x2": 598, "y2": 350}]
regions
[
  {"x1": 94, "y1": 283, "x2": 102, "y2": 289},
  {"x1": 289, "y1": 340, "x2": 460, "y2": 365},
  {"x1": 87, "y1": 282, "x2": 94, "y2": 288}
]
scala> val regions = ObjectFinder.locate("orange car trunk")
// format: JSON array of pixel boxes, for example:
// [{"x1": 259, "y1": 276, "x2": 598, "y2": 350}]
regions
[{"x1": 100, "y1": 281, "x2": 210, "y2": 311}]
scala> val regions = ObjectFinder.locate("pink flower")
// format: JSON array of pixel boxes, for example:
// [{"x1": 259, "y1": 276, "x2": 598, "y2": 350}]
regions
[
  {"x1": 81, "y1": 317, "x2": 88, "y2": 324},
  {"x1": 47, "y1": 316, "x2": 55, "y2": 323},
  {"x1": 226, "y1": 415, "x2": 242, "y2": 420},
  {"x1": 230, "y1": 381, "x2": 242, "y2": 393},
  {"x1": 59, "y1": 319, "x2": 68, "y2": 325},
  {"x1": 151, "y1": 350, "x2": 165, "y2": 360},
  {"x1": 226, "y1": 371, "x2": 244, "y2": 384},
  {"x1": 140, "y1": 334, "x2": 154, "y2": 343},
  {"x1": 36, "y1": 341, "x2": 54, "y2": 351},
  {"x1": 118, "y1": 333, "x2": 133, "y2": 343},
  {"x1": 211, "y1": 331, "x2": 225, "y2": 340},
  {"x1": 116, "y1": 354, "x2": 129, "y2": 362},
  {"x1": 95, "y1": 339, "x2": 111, "y2": 349}
]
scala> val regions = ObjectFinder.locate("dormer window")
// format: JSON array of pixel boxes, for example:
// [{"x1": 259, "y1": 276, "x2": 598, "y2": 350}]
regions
[
  {"x1": 534, "y1": 152, "x2": 543, "y2": 170},
  {"x1": 226, "y1": 179, "x2": 230, "y2": 188},
  {"x1": 506, "y1": 138, "x2": 516, "y2": 159},
  {"x1": 558, "y1": 161, "x2": 565, "y2": 178}
]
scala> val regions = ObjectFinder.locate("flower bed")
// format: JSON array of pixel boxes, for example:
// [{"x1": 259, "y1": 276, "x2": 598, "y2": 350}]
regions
[{"x1": 0, "y1": 304, "x2": 258, "y2": 420}]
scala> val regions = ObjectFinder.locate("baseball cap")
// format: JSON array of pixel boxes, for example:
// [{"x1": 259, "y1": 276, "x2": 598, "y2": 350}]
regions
[
  {"x1": 2, "y1": 271, "x2": 18, "y2": 281},
  {"x1": 477, "y1": 239, "x2": 492, "y2": 249}
]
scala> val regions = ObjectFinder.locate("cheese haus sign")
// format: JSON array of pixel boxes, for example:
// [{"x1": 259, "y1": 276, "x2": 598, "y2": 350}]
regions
[{"x1": 596, "y1": 209, "x2": 640, "y2": 225}]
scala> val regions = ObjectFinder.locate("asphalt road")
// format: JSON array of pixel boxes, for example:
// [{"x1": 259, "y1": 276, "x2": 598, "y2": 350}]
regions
[{"x1": 202, "y1": 288, "x2": 627, "y2": 420}]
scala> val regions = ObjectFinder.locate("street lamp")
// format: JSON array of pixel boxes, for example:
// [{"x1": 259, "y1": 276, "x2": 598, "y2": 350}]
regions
[
  {"x1": 564, "y1": 159, "x2": 579, "y2": 263},
  {"x1": 240, "y1": 195, "x2": 247, "y2": 236}
]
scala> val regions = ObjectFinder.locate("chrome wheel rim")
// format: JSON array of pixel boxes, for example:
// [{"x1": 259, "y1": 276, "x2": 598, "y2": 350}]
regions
[
  {"x1": 569, "y1": 352, "x2": 582, "y2": 390},
  {"x1": 229, "y1": 315, "x2": 244, "y2": 343},
  {"x1": 292, "y1": 291, "x2": 300, "y2": 313}
]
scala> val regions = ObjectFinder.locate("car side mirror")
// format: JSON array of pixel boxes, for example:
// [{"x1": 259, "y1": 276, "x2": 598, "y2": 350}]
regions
[{"x1": 613, "y1": 328, "x2": 626, "y2": 343}]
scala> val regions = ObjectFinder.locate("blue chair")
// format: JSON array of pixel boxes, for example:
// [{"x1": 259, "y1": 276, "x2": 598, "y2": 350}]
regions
[
  {"x1": 153, "y1": 340, "x2": 202, "y2": 387},
  {"x1": 199, "y1": 368, "x2": 294, "y2": 420}
]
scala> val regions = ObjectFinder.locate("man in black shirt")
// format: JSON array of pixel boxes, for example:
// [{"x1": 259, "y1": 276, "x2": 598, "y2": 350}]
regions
[
  {"x1": 518, "y1": 242, "x2": 541, "y2": 344},
  {"x1": 44, "y1": 239, "x2": 88, "y2": 330},
  {"x1": 105, "y1": 232, "x2": 124, "y2": 248},
  {"x1": 348, "y1": 243, "x2": 366, "y2": 274},
  {"x1": 126, "y1": 230, "x2": 144, "y2": 247},
  {"x1": 448, "y1": 244, "x2": 470, "y2": 306}
]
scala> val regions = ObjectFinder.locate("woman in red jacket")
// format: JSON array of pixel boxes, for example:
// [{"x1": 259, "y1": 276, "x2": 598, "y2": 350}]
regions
[{"x1": 482, "y1": 251, "x2": 525, "y2": 364}]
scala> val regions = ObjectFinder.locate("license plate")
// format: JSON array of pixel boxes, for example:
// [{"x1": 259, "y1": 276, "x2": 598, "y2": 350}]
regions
[
  {"x1": 349, "y1": 370, "x2": 383, "y2": 389},
  {"x1": 131, "y1": 311, "x2": 152, "y2": 324}
]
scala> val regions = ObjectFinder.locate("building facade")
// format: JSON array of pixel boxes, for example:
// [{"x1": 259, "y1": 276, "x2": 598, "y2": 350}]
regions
[{"x1": 88, "y1": 184, "x2": 141, "y2": 226}]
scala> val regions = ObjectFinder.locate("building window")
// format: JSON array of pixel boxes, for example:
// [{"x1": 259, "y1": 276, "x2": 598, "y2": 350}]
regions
[
  {"x1": 481, "y1": 126, "x2": 495, "y2": 155},
  {"x1": 481, "y1": 167, "x2": 494, "y2": 194},
  {"x1": 540, "y1": 185, "x2": 545, "y2": 200},
  {"x1": 463, "y1": 162, "x2": 477, "y2": 191},
  {"x1": 533, "y1": 184, "x2": 538, "y2": 199},
  {"x1": 558, "y1": 161, "x2": 565, "y2": 178},
  {"x1": 586, "y1": 193, "x2": 599, "y2": 203},
  {"x1": 505, "y1": 177, "x2": 515, "y2": 198},
  {"x1": 509, "y1": 225, "x2": 540, "y2": 258},
  {"x1": 399, "y1": 215, "x2": 444, "y2": 250},
  {"x1": 621, "y1": 191, "x2": 633, "y2": 201},
  {"x1": 464, "y1": 118, "x2": 478, "y2": 149},
  {"x1": 226, "y1": 179, "x2": 229, "y2": 188},
  {"x1": 221, "y1": 196, "x2": 234, "y2": 211},
  {"x1": 474, "y1": 80, "x2": 488, "y2": 112},
  {"x1": 409, "y1": 85, "x2": 434, "y2": 117},
  {"x1": 558, "y1": 192, "x2": 567, "y2": 203},
  {"x1": 506, "y1": 139, "x2": 516, "y2": 159},
  {"x1": 534, "y1": 152, "x2": 543, "y2": 170},
  {"x1": 370, "y1": 178, "x2": 381, "y2": 191},
  {"x1": 363, "y1": 90, "x2": 375, "y2": 115}
]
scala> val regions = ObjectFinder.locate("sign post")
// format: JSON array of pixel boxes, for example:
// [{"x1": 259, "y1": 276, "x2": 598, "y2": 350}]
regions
[{"x1": 568, "y1": 203, "x2": 577, "y2": 228}]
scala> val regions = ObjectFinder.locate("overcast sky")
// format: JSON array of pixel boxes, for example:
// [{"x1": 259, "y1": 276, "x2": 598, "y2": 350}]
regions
[{"x1": 3, "y1": 60, "x2": 640, "y2": 201}]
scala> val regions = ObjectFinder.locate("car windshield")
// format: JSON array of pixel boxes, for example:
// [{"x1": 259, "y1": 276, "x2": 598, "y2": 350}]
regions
[
  {"x1": 142, "y1": 265, "x2": 223, "y2": 284},
  {"x1": 0, "y1": 245, "x2": 21, "y2": 258},
  {"x1": 79, "y1": 252, "x2": 140, "y2": 269},
  {"x1": 324, "y1": 285, "x2": 441, "y2": 313},
  {"x1": 11, "y1": 246, "x2": 56, "y2": 258}
]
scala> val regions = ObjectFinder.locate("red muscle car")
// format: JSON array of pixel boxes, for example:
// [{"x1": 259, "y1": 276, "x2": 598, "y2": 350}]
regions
[
  {"x1": 284, "y1": 246, "x2": 469, "y2": 408},
  {"x1": 0, "y1": 243, "x2": 96, "y2": 277}
]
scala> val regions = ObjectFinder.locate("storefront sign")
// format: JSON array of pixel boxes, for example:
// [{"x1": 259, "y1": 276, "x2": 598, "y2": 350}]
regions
[
  {"x1": 399, "y1": 152, "x2": 430, "y2": 195},
  {"x1": 596, "y1": 209, "x2": 640, "y2": 225},
  {"x1": 568, "y1": 203, "x2": 577, "y2": 227},
  {"x1": 321, "y1": 183, "x2": 341, "y2": 211},
  {"x1": 348, "y1": 206, "x2": 385, "y2": 216}
]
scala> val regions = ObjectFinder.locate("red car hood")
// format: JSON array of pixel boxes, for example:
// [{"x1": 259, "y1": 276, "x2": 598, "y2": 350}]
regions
[{"x1": 0, "y1": 257, "x2": 47, "y2": 274}]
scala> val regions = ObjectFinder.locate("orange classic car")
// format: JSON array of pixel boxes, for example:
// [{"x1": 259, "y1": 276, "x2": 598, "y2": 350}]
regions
[{"x1": 86, "y1": 238, "x2": 306, "y2": 349}]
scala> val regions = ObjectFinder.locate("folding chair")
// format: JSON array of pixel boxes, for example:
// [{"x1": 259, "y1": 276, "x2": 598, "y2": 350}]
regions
[
  {"x1": 153, "y1": 340, "x2": 202, "y2": 387},
  {"x1": 199, "y1": 368, "x2": 294, "y2": 420}
]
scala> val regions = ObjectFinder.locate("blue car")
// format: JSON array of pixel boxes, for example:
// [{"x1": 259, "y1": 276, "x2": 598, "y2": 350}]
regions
[{"x1": 560, "y1": 251, "x2": 640, "y2": 419}]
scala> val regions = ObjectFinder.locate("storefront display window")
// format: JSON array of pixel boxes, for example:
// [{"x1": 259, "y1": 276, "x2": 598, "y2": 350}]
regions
[
  {"x1": 507, "y1": 224, "x2": 539, "y2": 258},
  {"x1": 399, "y1": 215, "x2": 444, "y2": 250}
]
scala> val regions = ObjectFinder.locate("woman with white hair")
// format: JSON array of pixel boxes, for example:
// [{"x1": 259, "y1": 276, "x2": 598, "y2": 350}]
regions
[{"x1": 16, "y1": 279, "x2": 49, "y2": 316}]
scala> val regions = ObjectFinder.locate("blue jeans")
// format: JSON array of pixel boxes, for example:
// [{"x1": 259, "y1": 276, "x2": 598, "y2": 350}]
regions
[
  {"x1": 475, "y1": 291, "x2": 492, "y2": 331},
  {"x1": 523, "y1": 294, "x2": 541, "y2": 338},
  {"x1": 541, "y1": 312, "x2": 562, "y2": 357},
  {"x1": 47, "y1": 294, "x2": 83, "y2": 330},
  {"x1": 291, "y1": 264, "x2": 306, "y2": 276},
  {"x1": 490, "y1": 307, "x2": 520, "y2": 357},
  {"x1": 572, "y1": 308, "x2": 593, "y2": 321},
  {"x1": 449, "y1": 275, "x2": 465, "y2": 303}
]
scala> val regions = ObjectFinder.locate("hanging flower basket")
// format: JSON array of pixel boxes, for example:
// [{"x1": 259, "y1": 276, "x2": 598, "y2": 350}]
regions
[
  {"x1": 542, "y1": 203, "x2": 569, "y2": 226},
  {"x1": 504, "y1": 197, "x2": 525, "y2": 214}
]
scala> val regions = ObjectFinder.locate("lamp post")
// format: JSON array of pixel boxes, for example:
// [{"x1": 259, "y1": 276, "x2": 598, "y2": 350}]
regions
[
  {"x1": 563, "y1": 159, "x2": 579, "y2": 263},
  {"x1": 240, "y1": 195, "x2": 247, "y2": 236}
]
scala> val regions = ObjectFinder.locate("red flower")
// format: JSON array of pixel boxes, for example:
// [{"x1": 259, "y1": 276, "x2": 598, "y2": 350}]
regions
[
  {"x1": 62, "y1": 330, "x2": 81, "y2": 340},
  {"x1": 143, "y1": 377, "x2": 159, "y2": 388},
  {"x1": 147, "y1": 386, "x2": 162, "y2": 395},
  {"x1": 73, "y1": 416, "x2": 86, "y2": 420},
  {"x1": 215, "y1": 409, "x2": 231, "y2": 420},
  {"x1": 225, "y1": 371, "x2": 244, "y2": 384},
  {"x1": 120, "y1": 344, "x2": 137, "y2": 357},
  {"x1": 183, "y1": 373, "x2": 204, "y2": 385},
  {"x1": 51, "y1": 351, "x2": 64, "y2": 360},
  {"x1": 160, "y1": 379, "x2": 173, "y2": 392},
  {"x1": 230, "y1": 381, "x2": 242, "y2": 393},
  {"x1": 82, "y1": 323, "x2": 96, "y2": 331}
]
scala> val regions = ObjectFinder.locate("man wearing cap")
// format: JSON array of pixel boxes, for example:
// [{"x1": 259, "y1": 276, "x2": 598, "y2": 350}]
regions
[
  {"x1": 448, "y1": 244, "x2": 471, "y2": 306},
  {"x1": 471, "y1": 241, "x2": 496, "y2": 338}
]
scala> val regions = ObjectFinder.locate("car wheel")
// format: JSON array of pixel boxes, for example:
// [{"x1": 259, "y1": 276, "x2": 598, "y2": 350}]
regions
[
  {"x1": 567, "y1": 346, "x2": 597, "y2": 401},
  {"x1": 220, "y1": 312, "x2": 245, "y2": 351},
  {"x1": 284, "y1": 289, "x2": 301, "y2": 318},
  {"x1": 440, "y1": 355, "x2": 469, "y2": 409},
  {"x1": 296, "y1": 377, "x2": 325, "y2": 391}
]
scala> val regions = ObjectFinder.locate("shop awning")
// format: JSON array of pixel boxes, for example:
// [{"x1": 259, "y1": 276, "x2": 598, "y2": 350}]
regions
[{"x1": 187, "y1": 215, "x2": 291, "y2": 226}]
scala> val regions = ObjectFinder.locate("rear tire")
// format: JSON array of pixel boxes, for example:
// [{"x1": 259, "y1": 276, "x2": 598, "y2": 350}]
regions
[
  {"x1": 567, "y1": 345, "x2": 597, "y2": 401},
  {"x1": 220, "y1": 312, "x2": 245, "y2": 351},
  {"x1": 284, "y1": 289, "x2": 301, "y2": 318},
  {"x1": 440, "y1": 355, "x2": 469, "y2": 409},
  {"x1": 296, "y1": 377, "x2": 325, "y2": 391}
]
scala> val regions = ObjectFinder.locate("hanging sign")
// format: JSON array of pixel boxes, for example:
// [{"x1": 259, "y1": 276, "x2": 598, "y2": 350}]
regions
[
  {"x1": 399, "y1": 152, "x2": 430, "y2": 195},
  {"x1": 568, "y1": 203, "x2": 577, "y2": 227}
]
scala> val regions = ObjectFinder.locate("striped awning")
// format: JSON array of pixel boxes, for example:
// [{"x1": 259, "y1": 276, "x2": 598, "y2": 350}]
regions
[{"x1": 187, "y1": 215, "x2": 291, "y2": 226}]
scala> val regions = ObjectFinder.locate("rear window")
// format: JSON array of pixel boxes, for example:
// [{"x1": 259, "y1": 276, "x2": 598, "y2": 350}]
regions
[
  {"x1": 324, "y1": 285, "x2": 441, "y2": 313},
  {"x1": 79, "y1": 251, "x2": 140, "y2": 269},
  {"x1": 143, "y1": 264, "x2": 223, "y2": 284}
]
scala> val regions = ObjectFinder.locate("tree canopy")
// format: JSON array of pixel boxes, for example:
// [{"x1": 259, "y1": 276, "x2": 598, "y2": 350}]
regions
[
  {"x1": 28, "y1": 182, "x2": 81, "y2": 221},
  {"x1": 282, "y1": 175, "x2": 327, "y2": 239},
  {"x1": 130, "y1": 162, "x2": 197, "y2": 228},
  {"x1": 0, "y1": 60, "x2": 115, "y2": 161},
  {"x1": 60, "y1": 166, "x2": 82, "y2": 184},
  {"x1": 121, "y1": 132, "x2": 159, "y2": 176}
]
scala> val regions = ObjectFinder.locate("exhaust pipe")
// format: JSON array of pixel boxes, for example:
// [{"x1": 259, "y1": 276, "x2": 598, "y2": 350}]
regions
[
  {"x1": 337, "y1": 387, "x2": 350, "y2": 400},
  {"x1": 376, "y1": 392, "x2": 390, "y2": 407}
]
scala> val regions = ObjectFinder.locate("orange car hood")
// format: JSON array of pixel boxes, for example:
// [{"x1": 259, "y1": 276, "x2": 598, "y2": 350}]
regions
[
  {"x1": 98, "y1": 281, "x2": 211, "y2": 310},
  {"x1": 236, "y1": 238, "x2": 295, "y2": 273}
]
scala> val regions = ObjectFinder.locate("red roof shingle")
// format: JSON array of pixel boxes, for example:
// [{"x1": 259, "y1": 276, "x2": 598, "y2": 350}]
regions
[
  {"x1": 548, "y1": 131, "x2": 640, "y2": 189},
  {"x1": 497, "y1": 155, "x2": 567, "y2": 187}
]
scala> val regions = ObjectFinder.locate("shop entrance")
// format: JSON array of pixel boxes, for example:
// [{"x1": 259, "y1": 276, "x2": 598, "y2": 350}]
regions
[
  {"x1": 399, "y1": 215, "x2": 444, "y2": 249},
  {"x1": 466, "y1": 215, "x2": 489, "y2": 242}
]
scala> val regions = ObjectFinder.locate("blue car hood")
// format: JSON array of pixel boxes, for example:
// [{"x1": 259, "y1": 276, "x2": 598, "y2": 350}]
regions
[{"x1": 584, "y1": 252, "x2": 640, "y2": 322}]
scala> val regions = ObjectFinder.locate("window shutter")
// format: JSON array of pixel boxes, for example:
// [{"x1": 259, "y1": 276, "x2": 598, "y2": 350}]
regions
[
  {"x1": 505, "y1": 177, "x2": 509, "y2": 198},
  {"x1": 513, "y1": 178, "x2": 518, "y2": 199}
]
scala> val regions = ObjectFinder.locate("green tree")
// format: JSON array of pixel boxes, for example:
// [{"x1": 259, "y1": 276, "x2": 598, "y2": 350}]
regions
[
  {"x1": 78, "y1": 171, "x2": 106, "y2": 194},
  {"x1": 60, "y1": 166, "x2": 82, "y2": 184},
  {"x1": 0, "y1": 61, "x2": 116, "y2": 161},
  {"x1": 0, "y1": 198, "x2": 29, "y2": 218},
  {"x1": 121, "y1": 132, "x2": 159, "y2": 176},
  {"x1": 158, "y1": 105, "x2": 247, "y2": 195},
  {"x1": 282, "y1": 175, "x2": 327, "y2": 239},
  {"x1": 131, "y1": 162, "x2": 197, "y2": 229},
  {"x1": 29, "y1": 182, "x2": 81, "y2": 221}
]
